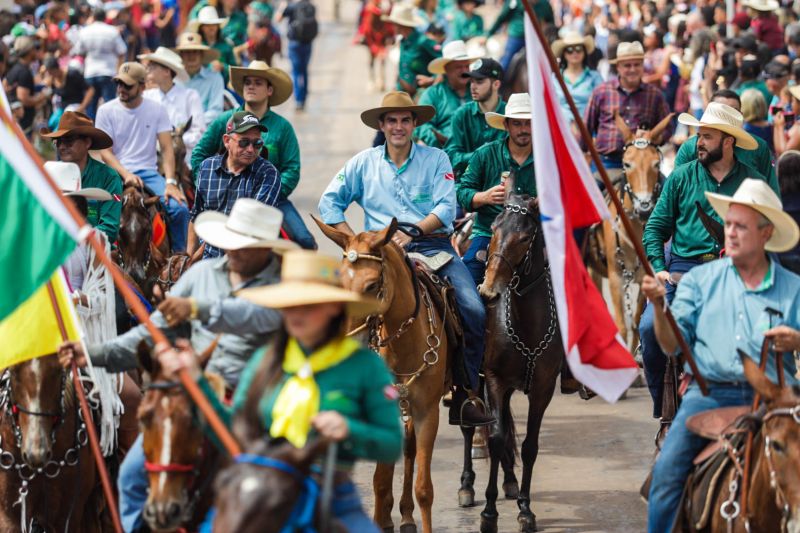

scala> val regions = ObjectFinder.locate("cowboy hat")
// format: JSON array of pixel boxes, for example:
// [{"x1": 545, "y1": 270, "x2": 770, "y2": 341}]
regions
[
  {"x1": 705, "y1": 178, "x2": 800, "y2": 252},
  {"x1": 237, "y1": 250, "x2": 383, "y2": 317},
  {"x1": 551, "y1": 31, "x2": 595, "y2": 58},
  {"x1": 45, "y1": 161, "x2": 113, "y2": 201},
  {"x1": 742, "y1": 0, "x2": 779, "y2": 11},
  {"x1": 678, "y1": 102, "x2": 758, "y2": 150},
  {"x1": 186, "y1": 5, "x2": 229, "y2": 33},
  {"x1": 610, "y1": 41, "x2": 645, "y2": 64},
  {"x1": 787, "y1": 85, "x2": 800, "y2": 102},
  {"x1": 485, "y1": 92, "x2": 531, "y2": 130},
  {"x1": 40, "y1": 111, "x2": 113, "y2": 150},
  {"x1": 360, "y1": 91, "x2": 435, "y2": 129},
  {"x1": 137, "y1": 47, "x2": 189, "y2": 82},
  {"x1": 381, "y1": 3, "x2": 425, "y2": 28},
  {"x1": 427, "y1": 40, "x2": 480, "y2": 75},
  {"x1": 229, "y1": 60, "x2": 293, "y2": 106},
  {"x1": 174, "y1": 32, "x2": 221, "y2": 64},
  {"x1": 193, "y1": 199, "x2": 299, "y2": 252}
]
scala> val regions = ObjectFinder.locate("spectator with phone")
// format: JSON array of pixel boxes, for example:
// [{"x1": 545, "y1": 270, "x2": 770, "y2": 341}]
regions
[{"x1": 773, "y1": 85, "x2": 800, "y2": 155}]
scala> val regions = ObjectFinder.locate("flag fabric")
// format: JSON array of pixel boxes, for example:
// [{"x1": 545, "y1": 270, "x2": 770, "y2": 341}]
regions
[{"x1": 525, "y1": 16, "x2": 639, "y2": 402}]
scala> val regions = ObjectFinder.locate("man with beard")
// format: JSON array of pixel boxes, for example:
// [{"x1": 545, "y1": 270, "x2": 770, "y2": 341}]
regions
[
  {"x1": 445, "y1": 58, "x2": 506, "y2": 179},
  {"x1": 456, "y1": 93, "x2": 534, "y2": 284},
  {"x1": 639, "y1": 102, "x2": 769, "y2": 420}
]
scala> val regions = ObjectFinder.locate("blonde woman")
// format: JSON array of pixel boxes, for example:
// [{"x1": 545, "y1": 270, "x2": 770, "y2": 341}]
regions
[{"x1": 741, "y1": 88, "x2": 773, "y2": 152}]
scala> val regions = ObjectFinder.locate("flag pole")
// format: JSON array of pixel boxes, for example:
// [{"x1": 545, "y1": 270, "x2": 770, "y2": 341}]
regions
[
  {"x1": 519, "y1": 0, "x2": 709, "y2": 396},
  {"x1": 0, "y1": 107, "x2": 243, "y2": 456}
]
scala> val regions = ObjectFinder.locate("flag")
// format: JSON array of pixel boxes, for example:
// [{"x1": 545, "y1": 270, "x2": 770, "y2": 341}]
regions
[{"x1": 525, "y1": 16, "x2": 639, "y2": 402}]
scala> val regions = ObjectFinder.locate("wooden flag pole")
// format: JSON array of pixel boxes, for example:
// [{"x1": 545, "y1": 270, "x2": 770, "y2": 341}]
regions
[{"x1": 519, "y1": 1, "x2": 710, "y2": 396}]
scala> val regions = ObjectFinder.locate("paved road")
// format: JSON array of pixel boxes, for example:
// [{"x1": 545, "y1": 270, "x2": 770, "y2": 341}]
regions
[{"x1": 274, "y1": 2, "x2": 655, "y2": 530}]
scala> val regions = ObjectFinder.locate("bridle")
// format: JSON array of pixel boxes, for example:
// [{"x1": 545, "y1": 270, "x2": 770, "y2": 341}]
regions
[
  {"x1": 620, "y1": 137, "x2": 663, "y2": 221},
  {"x1": 142, "y1": 381, "x2": 201, "y2": 476},
  {"x1": 156, "y1": 254, "x2": 191, "y2": 293},
  {"x1": 760, "y1": 403, "x2": 800, "y2": 531}
]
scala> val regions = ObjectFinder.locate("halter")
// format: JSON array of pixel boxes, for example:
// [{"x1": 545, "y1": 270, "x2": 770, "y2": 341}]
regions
[
  {"x1": 142, "y1": 380, "x2": 201, "y2": 475},
  {"x1": 620, "y1": 137, "x2": 664, "y2": 221},
  {"x1": 761, "y1": 403, "x2": 800, "y2": 530},
  {"x1": 156, "y1": 254, "x2": 191, "y2": 293}
]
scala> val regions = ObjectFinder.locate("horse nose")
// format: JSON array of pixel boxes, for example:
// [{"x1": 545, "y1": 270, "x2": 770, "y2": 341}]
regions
[
  {"x1": 21, "y1": 448, "x2": 51, "y2": 467},
  {"x1": 168, "y1": 502, "x2": 182, "y2": 521},
  {"x1": 144, "y1": 500, "x2": 184, "y2": 528}
]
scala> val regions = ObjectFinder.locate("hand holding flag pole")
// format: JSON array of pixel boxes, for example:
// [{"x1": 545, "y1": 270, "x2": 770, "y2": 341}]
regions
[{"x1": 519, "y1": 0, "x2": 709, "y2": 396}]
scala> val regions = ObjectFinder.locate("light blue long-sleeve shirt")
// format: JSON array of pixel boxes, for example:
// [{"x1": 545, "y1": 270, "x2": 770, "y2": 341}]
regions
[
  {"x1": 671, "y1": 256, "x2": 800, "y2": 385},
  {"x1": 319, "y1": 143, "x2": 457, "y2": 234},
  {"x1": 554, "y1": 67, "x2": 604, "y2": 123},
  {"x1": 181, "y1": 65, "x2": 225, "y2": 125}
]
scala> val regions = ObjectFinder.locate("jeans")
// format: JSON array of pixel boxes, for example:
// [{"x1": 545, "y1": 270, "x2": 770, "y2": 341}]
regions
[
  {"x1": 647, "y1": 383, "x2": 754, "y2": 532},
  {"x1": 277, "y1": 194, "x2": 317, "y2": 250},
  {"x1": 85, "y1": 75, "x2": 116, "y2": 119},
  {"x1": 500, "y1": 35, "x2": 525, "y2": 74},
  {"x1": 288, "y1": 40, "x2": 312, "y2": 105},
  {"x1": 639, "y1": 254, "x2": 703, "y2": 417},
  {"x1": 118, "y1": 434, "x2": 148, "y2": 533},
  {"x1": 463, "y1": 235, "x2": 492, "y2": 285},
  {"x1": 405, "y1": 237, "x2": 486, "y2": 390},
  {"x1": 134, "y1": 169, "x2": 190, "y2": 253}
]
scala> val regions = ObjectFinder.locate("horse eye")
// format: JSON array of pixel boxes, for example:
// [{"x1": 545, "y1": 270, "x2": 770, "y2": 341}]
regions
[
  {"x1": 623, "y1": 161, "x2": 633, "y2": 170},
  {"x1": 771, "y1": 439, "x2": 786, "y2": 455}
]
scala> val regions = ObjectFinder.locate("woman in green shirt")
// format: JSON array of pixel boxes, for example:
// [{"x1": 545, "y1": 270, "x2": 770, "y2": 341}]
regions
[
  {"x1": 188, "y1": 6, "x2": 239, "y2": 85},
  {"x1": 451, "y1": 0, "x2": 484, "y2": 42}
]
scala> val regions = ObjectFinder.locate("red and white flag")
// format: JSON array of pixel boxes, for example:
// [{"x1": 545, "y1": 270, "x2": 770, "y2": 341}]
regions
[{"x1": 525, "y1": 17, "x2": 639, "y2": 402}]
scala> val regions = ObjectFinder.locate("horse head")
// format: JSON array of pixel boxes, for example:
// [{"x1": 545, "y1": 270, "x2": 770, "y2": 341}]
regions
[
  {"x1": 152, "y1": 246, "x2": 204, "y2": 303},
  {"x1": 171, "y1": 117, "x2": 192, "y2": 169},
  {"x1": 118, "y1": 185, "x2": 160, "y2": 288}
]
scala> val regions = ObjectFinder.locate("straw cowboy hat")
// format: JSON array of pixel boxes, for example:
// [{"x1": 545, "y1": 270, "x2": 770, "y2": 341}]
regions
[
  {"x1": 186, "y1": 5, "x2": 229, "y2": 33},
  {"x1": 551, "y1": 31, "x2": 595, "y2": 58},
  {"x1": 45, "y1": 161, "x2": 112, "y2": 201},
  {"x1": 229, "y1": 60, "x2": 293, "y2": 106},
  {"x1": 787, "y1": 85, "x2": 800, "y2": 102},
  {"x1": 706, "y1": 178, "x2": 800, "y2": 252},
  {"x1": 381, "y1": 3, "x2": 425, "y2": 28},
  {"x1": 743, "y1": 0, "x2": 779, "y2": 11},
  {"x1": 137, "y1": 47, "x2": 189, "y2": 82},
  {"x1": 361, "y1": 91, "x2": 435, "y2": 129},
  {"x1": 237, "y1": 250, "x2": 383, "y2": 316},
  {"x1": 174, "y1": 32, "x2": 221, "y2": 64},
  {"x1": 485, "y1": 92, "x2": 531, "y2": 130},
  {"x1": 40, "y1": 111, "x2": 113, "y2": 150},
  {"x1": 610, "y1": 41, "x2": 645, "y2": 64},
  {"x1": 427, "y1": 40, "x2": 480, "y2": 75},
  {"x1": 193, "y1": 199, "x2": 299, "y2": 252},
  {"x1": 678, "y1": 102, "x2": 758, "y2": 150}
]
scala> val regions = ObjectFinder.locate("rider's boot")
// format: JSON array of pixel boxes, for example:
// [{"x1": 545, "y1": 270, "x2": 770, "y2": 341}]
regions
[{"x1": 449, "y1": 387, "x2": 496, "y2": 427}]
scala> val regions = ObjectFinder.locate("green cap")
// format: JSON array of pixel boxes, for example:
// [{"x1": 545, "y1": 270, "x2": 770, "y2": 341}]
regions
[{"x1": 226, "y1": 111, "x2": 268, "y2": 134}]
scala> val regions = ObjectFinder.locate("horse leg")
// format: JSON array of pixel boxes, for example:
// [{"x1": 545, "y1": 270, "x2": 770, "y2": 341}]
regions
[
  {"x1": 631, "y1": 290, "x2": 646, "y2": 354},
  {"x1": 607, "y1": 258, "x2": 628, "y2": 344},
  {"x1": 411, "y1": 409, "x2": 439, "y2": 533},
  {"x1": 500, "y1": 391, "x2": 519, "y2": 500},
  {"x1": 398, "y1": 420, "x2": 417, "y2": 533},
  {"x1": 459, "y1": 426, "x2": 476, "y2": 507},
  {"x1": 480, "y1": 381, "x2": 509, "y2": 533},
  {"x1": 373, "y1": 462, "x2": 396, "y2": 532}
]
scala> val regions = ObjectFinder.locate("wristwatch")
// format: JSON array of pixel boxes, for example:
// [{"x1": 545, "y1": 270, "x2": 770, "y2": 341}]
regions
[{"x1": 166, "y1": 178, "x2": 179, "y2": 186}]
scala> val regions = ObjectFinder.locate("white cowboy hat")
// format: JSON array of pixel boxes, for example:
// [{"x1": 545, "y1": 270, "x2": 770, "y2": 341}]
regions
[
  {"x1": 485, "y1": 93, "x2": 531, "y2": 130},
  {"x1": 174, "y1": 32, "x2": 221, "y2": 65},
  {"x1": 610, "y1": 41, "x2": 645, "y2": 64},
  {"x1": 678, "y1": 102, "x2": 758, "y2": 150},
  {"x1": 193, "y1": 199, "x2": 299, "y2": 252},
  {"x1": 229, "y1": 60, "x2": 293, "y2": 106},
  {"x1": 186, "y1": 5, "x2": 229, "y2": 33},
  {"x1": 381, "y1": 3, "x2": 425, "y2": 28},
  {"x1": 427, "y1": 40, "x2": 480, "y2": 75},
  {"x1": 137, "y1": 47, "x2": 189, "y2": 82},
  {"x1": 45, "y1": 161, "x2": 112, "y2": 201},
  {"x1": 743, "y1": 0, "x2": 779, "y2": 11},
  {"x1": 551, "y1": 31, "x2": 595, "y2": 58},
  {"x1": 706, "y1": 179, "x2": 800, "y2": 252}
]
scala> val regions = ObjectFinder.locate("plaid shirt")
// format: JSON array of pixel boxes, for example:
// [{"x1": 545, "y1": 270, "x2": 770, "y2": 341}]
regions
[
  {"x1": 192, "y1": 154, "x2": 282, "y2": 258},
  {"x1": 583, "y1": 79, "x2": 673, "y2": 158}
]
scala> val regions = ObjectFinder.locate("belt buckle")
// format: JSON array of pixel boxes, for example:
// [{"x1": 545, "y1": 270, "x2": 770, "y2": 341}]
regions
[{"x1": 700, "y1": 253, "x2": 716, "y2": 262}]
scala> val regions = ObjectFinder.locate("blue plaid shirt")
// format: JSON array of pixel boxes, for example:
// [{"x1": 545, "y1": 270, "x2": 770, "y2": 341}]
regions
[{"x1": 192, "y1": 154, "x2": 282, "y2": 258}]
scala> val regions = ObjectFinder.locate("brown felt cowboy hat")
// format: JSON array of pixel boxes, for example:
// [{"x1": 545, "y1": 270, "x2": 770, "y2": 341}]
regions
[
  {"x1": 360, "y1": 91, "x2": 435, "y2": 129},
  {"x1": 229, "y1": 60, "x2": 293, "y2": 106},
  {"x1": 174, "y1": 32, "x2": 221, "y2": 65},
  {"x1": 40, "y1": 111, "x2": 113, "y2": 150}
]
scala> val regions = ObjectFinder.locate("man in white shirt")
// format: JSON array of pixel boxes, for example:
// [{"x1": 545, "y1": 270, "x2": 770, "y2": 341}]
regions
[
  {"x1": 139, "y1": 47, "x2": 206, "y2": 165},
  {"x1": 73, "y1": 7, "x2": 127, "y2": 118},
  {"x1": 96, "y1": 62, "x2": 190, "y2": 253}
]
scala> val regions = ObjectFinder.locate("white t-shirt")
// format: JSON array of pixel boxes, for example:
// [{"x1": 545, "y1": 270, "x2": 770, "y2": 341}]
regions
[
  {"x1": 95, "y1": 98, "x2": 172, "y2": 172},
  {"x1": 144, "y1": 84, "x2": 207, "y2": 163},
  {"x1": 74, "y1": 22, "x2": 127, "y2": 79}
]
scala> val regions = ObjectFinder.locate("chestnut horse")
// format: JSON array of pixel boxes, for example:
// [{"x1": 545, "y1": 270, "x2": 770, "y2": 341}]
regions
[
  {"x1": 0, "y1": 355, "x2": 104, "y2": 531},
  {"x1": 475, "y1": 184, "x2": 564, "y2": 533},
  {"x1": 314, "y1": 216, "x2": 452, "y2": 533}
]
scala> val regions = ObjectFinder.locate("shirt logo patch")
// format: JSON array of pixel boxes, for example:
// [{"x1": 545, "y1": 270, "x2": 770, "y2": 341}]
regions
[
  {"x1": 384, "y1": 385, "x2": 399, "y2": 401},
  {"x1": 444, "y1": 172, "x2": 454, "y2": 181}
]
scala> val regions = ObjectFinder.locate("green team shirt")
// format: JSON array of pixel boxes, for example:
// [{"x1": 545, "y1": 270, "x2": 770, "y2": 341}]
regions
[
  {"x1": 209, "y1": 39, "x2": 237, "y2": 85},
  {"x1": 191, "y1": 106, "x2": 301, "y2": 197},
  {"x1": 82, "y1": 157, "x2": 122, "y2": 242},
  {"x1": 414, "y1": 81, "x2": 469, "y2": 148},
  {"x1": 397, "y1": 30, "x2": 442, "y2": 90},
  {"x1": 643, "y1": 159, "x2": 770, "y2": 272},
  {"x1": 189, "y1": 2, "x2": 248, "y2": 44},
  {"x1": 444, "y1": 99, "x2": 506, "y2": 177},
  {"x1": 457, "y1": 137, "x2": 536, "y2": 237},
  {"x1": 488, "y1": 0, "x2": 552, "y2": 38},
  {"x1": 674, "y1": 134, "x2": 777, "y2": 189},
  {"x1": 452, "y1": 11, "x2": 484, "y2": 42}
]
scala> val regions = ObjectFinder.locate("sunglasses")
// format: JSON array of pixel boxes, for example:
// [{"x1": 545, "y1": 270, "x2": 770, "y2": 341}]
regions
[
  {"x1": 235, "y1": 138, "x2": 264, "y2": 150},
  {"x1": 565, "y1": 46, "x2": 584, "y2": 54},
  {"x1": 53, "y1": 135, "x2": 86, "y2": 147},
  {"x1": 115, "y1": 80, "x2": 135, "y2": 90}
]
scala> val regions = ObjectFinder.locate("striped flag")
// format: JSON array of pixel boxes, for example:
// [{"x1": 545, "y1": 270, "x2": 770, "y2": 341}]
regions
[{"x1": 525, "y1": 17, "x2": 639, "y2": 402}]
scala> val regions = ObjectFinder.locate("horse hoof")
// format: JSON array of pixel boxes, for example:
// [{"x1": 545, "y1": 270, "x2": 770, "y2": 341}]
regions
[
  {"x1": 472, "y1": 444, "x2": 488, "y2": 459},
  {"x1": 503, "y1": 480, "x2": 519, "y2": 499},
  {"x1": 382, "y1": 528, "x2": 394, "y2": 533},
  {"x1": 399, "y1": 524, "x2": 417, "y2": 533},
  {"x1": 459, "y1": 488, "x2": 476, "y2": 507},
  {"x1": 518, "y1": 513, "x2": 537, "y2": 532},
  {"x1": 480, "y1": 513, "x2": 498, "y2": 533}
]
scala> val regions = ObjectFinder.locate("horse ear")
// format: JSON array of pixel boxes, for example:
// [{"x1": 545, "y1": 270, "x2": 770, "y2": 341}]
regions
[
  {"x1": 190, "y1": 244, "x2": 205, "y2": 266},
  {"x1": 370, "y1": 218, "x2": 398, "y2": 249},
  {"x1": 137, "y1": 340, "x2": 160, "y2": 378},
  {"x1": 741, "y1": 350, "x2": 783, "y2": 402},
  {"x1": 647, "y1": 112, "x2": 675, "y2": 144},
  {"x1": 311, "y1": 214, "x2": 350, "y2": 250},
  {"x1": 504, "y1": 170, "x2": 517, "y2": 203},
  {"x1": 150, "y1": 242, "x2": 166, "y2": 271},
  {"x1": 614, "y1": 112, "x2": 634, "y2": 143}
]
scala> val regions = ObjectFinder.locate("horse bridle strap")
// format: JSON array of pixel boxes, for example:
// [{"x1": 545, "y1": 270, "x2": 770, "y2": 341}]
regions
[
  {"x1": 144, "y1": 381, "x2": 182, "y2": 391},
  {"x1": 144, "y1": 461, "x2": 196, "y2": 473}
]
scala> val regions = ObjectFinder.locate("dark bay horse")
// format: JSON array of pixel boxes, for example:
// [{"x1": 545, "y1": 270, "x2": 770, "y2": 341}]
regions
[
  {"x1": 151, "y1": 245, "x2": 204, "y2": 303},
  {"x1": 476, "y1": 184, "x2": 564, "y2": 533},
  {"x1": 0, "y1": 355, "x2": 104, "y2": 531}
]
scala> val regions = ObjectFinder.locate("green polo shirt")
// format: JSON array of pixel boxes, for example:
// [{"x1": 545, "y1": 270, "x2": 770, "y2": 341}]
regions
[
  {"x1": 734, "y1": 79, "x2": 773, "y2": 110},
  {"x1": 452, "y1": 11, "x2": 484, "y2": 42},
  {"x1": 674, "y1": 134, "x2": 777, "y2": 189},
  {"x1": 397, "y1": 30, "x2": 442, "y2": 90},
  {"x1": 643, "y1": 159, "x2": 769, "y2": 272},
  {"x1": 82, "y1": 156, "x2": 122, "y2": 242},
  {"x1": 414, "y1": 81, "x2": 469, "y2": 148},
  {"x1": 191, "y1": 106, "x2": 301, "y2": 197},
  {"x1": 457, "y1": 138, "x2": 536, "y2": 237},
  {"x1": 445, "y1": 99, "x2": 506, "y2": 177}
]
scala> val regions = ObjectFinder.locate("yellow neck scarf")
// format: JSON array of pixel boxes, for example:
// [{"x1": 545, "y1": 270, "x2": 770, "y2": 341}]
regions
[{"x1": 269, "y1": 336, "x2": 361, "y2": 448}]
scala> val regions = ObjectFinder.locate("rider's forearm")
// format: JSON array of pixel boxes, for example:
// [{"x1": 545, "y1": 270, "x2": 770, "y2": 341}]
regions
[
  {"x1": 187, "y1": 222, "x2": 197, "y2": 255},
  {"x1": 160, "y1": 133, "x2": 176, "y2": 181},
  {"x1": 332, "y1": 222, "x2": 356, "y2": 236},
  {"x1": 416, "y1": 213, "x2": 443, "y2": 235},
  {"x1": 99, "y1": 148, "x2": 128, "y2": 179},
  {"x1": 652, "y1": 303, "x2": 678, "y2": 355}
]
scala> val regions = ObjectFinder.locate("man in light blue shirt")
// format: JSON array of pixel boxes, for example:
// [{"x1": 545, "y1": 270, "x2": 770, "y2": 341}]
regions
[
  {"x1": 176, "y1": 32, "x2": 225, "y2": 124},
  {"x1": 642, "y1": 178, "x2": 800, "y2": 532},
  {"x1": 319, "y1": 91, "x2": 494, "y2": 427}
]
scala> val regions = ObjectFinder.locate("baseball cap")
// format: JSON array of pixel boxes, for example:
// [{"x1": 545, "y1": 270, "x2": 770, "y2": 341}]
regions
[
  {"x1": 113, "y1": 62, "x2": 146, "y2": 85},
  {"x1": 732, "y1": 34, "x2": 757, "y2": 53},
  {"x1": 462, "y1": 58, "x2": 503, "y2": 80},
  {"x1": 763, "y1": 60, "x2": 790, "y2": 79},
  {"x1": 226, "y1": 111, "x2": 268, "y2": 134}
]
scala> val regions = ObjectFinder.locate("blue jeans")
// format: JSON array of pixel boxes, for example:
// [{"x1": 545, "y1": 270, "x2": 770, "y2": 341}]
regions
[
  {"x1": 405, "y1": 237, "x2": 485, "y2": 390},
  {"x1": 500, "y1": 35, "x2": 525, "y2": 74},
  {"x1": 118, "y1": 434, "x2": 148, "y2": 533},
  {"x1": 85, "y1": 75, "x2": 116, "y2": 119},
  {"x1": 463, "y1": 235, "x2": 492, "y2": 285},
  {"x1": 288, "y1": 41, "x2": 312, "y2": 105},
  {"x1": 648, "y1": 383, "x2": 754, "y2": 532},
  {"x1": 277, "y1": 194, "x2": 317, "y2": 250},
  {"x1": 134, "y1": 169, "x2": 190, "y2": 253}
]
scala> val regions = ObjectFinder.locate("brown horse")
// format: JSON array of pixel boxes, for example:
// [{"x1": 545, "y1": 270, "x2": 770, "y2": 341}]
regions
[
  {"x1": 151, "y1": 245, "x2": 204, "y2": 303},
  {"x1": 476, "y1": 183, "x2": 564, "y2": 533},
  {"x1": 314, "y1": 216, "x2": 452, "y2": 533},
  {"x1": 0, "y1": 355, "x2": 104, "y2": 531},
  {"x1": 158, "y1": 118, "x2": 196, "y2": 210}
]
